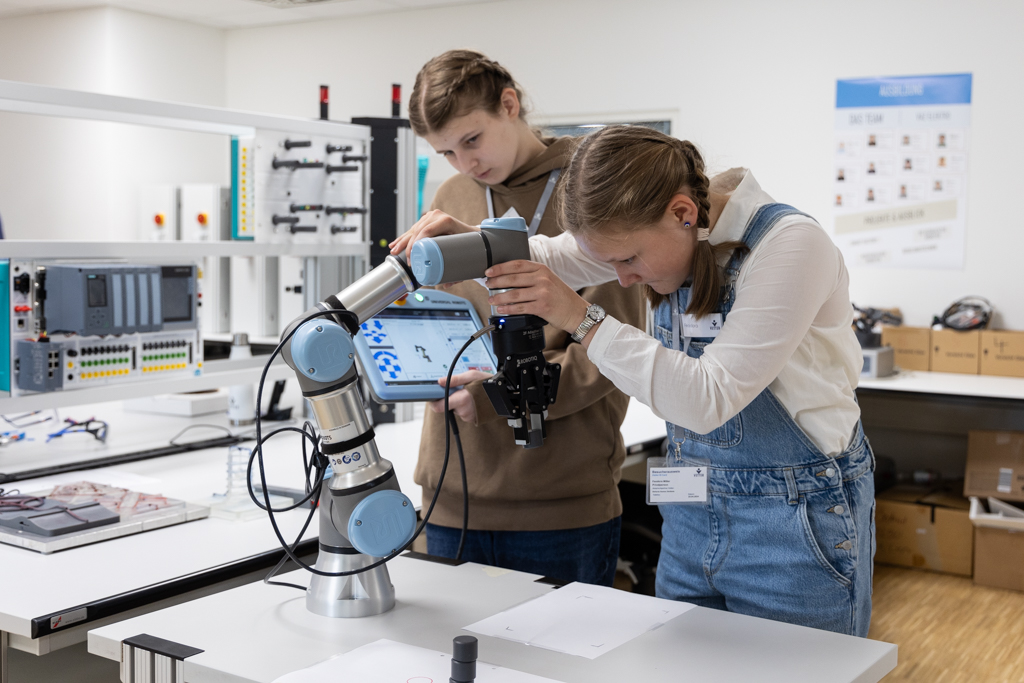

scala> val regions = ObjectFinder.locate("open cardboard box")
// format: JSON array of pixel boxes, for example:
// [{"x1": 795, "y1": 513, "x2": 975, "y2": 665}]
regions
[
  {"x1": 875, "y1": 483, "x2": 973, "y2": 576},
  {"x1": 969, "y1": 497, "x2": 1024, "y2": 591}
]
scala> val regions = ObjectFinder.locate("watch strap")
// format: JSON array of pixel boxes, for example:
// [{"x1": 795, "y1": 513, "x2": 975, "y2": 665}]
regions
[{"x1": 571, "y1": 315, "x2": 597, "y2": 343}]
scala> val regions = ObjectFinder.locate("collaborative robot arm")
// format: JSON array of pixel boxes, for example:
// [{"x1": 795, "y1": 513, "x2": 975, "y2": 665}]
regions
[{"x1": 273, "y1": 217, "x2": 560, "y2": 618}]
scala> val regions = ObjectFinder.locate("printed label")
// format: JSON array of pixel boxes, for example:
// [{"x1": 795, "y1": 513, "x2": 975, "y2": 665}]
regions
[
  {"x1": 649, "y1": 465, "x2": 708, "y2": 504},
  {"x1": 998, "y1": 468, "x2": 1013, "y2": 494},
  {"x1": 50, "y1": 607, "x2": 87, "y2": 630},
  {"x1": 682, "y1": 313, "x2": 724, "y2": 338},
  {"x1": 320, "y1": 421, "x2": 358, "y2": 445}
]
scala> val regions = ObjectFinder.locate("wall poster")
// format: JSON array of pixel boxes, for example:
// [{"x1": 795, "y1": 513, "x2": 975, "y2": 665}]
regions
[{"x1": 833, "y1": 73, "x2": 972, "y2": 269}]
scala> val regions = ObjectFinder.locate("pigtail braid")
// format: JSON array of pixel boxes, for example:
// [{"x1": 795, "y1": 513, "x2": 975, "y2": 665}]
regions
[
  {"x1": 560, "y1": 126, "x2": 748, "y2": 319},
  {"x1": 674, "y1": 141, "x2": 711, "y2": 233},
  {"x1": 409, "y1": 50, "x2": 527, "y2": 136},
  {"x1": 671, "y1": 140, "x2": 721, "y2": 317}
]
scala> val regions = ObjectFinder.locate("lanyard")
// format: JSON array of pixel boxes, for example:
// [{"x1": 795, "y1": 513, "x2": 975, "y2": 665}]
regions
[
  {"x1": 486, "y1": 169, "x2": 561, "y2": 237},
  {"x1": 670, "y1": 292, "x2": 691, "y2": 355}
]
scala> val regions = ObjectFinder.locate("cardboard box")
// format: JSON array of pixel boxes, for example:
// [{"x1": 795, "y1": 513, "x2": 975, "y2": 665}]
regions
[
  {"x1": 969, "y1": 496, "x2": 1024, "y2": 591},
  {"x1": 980, "y1": 330, "x2": 1024, "y2": 378},
  {"x1": 874, "y1": 484, "x2": 973, "y2": 576},
  {"x1": 964, "y1": 431, "x2": 1024, "y2": 503},
  {"x1": 930, "y1": 328, "x2": 980, "y2": 374},
  {"x1": 881, "y1": 326, "x2": 931, "y2": 371}
]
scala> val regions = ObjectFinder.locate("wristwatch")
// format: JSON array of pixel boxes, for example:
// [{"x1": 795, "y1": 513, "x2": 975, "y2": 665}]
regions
[{"x1": 571, "y1": 303, "x2": 606, "y2": 343}]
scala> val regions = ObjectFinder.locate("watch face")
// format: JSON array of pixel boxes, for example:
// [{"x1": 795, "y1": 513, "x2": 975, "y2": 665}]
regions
[{"x1": 587, "y1": 304, "x2": 606, "y2": 322}]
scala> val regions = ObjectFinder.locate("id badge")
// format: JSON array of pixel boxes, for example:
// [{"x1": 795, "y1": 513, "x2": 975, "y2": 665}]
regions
[
  {"x1": 646, "y1": 457, "x2": 709, "y2": 505},
  {"x1": 682, "y1": 313, "x2": 723, "y2": 338}
]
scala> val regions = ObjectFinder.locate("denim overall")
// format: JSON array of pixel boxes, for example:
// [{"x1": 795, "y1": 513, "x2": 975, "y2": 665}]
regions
[{"x1": 653, "y1": 204, "x2": 875, "y2": 637}]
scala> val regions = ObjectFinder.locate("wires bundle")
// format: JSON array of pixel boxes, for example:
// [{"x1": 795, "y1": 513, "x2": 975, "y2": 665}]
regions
[
  {"x1": 247, "y1": 307, "x2": 486, "y2": 588},
  {"x1": 934, "y1": 296, "x2": 992, "y2": 331}
]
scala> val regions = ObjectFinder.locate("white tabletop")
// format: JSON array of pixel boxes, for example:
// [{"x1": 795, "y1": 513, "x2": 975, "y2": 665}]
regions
[
  {"x1": 0, "y1": 398, "x2": 664, "y2": 656},
  {"x1": 0, "y1": 433, "x2": 320, "y2": 654},
  {"x1": 858, "y1": 370, "x2": 1024, "y2": 400},
  {"x1": 88, "y1": 555, "x2": 897, "y2": 683}
]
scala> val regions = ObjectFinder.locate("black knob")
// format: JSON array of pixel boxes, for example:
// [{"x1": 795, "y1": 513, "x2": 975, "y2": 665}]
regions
[
  {"x1": 450, "y1": 635, "x2": 477, "y2": 683},
  {"x1": 283, "y1": 139, "x2": 312, "y2": 150}
]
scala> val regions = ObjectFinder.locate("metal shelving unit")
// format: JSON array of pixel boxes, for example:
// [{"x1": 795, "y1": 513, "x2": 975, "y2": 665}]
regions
[
  {"x1": 0, "y1": 241, "x2": 370, "y2": 260},
  {"x1": 0, "y1": 79, "x2": 376, "y2": 411},
  {"x1": 0, "y1": 356, "x2": 291, "y2": 414}
]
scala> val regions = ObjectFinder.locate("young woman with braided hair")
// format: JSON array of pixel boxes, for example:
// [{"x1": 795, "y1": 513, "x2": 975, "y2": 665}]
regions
[
  {"x1": 393, "y1": 125, "x2": 876, "y2": 637},
  {"x1": 402, "y1": 50, "x2": 644, "y2": 586}
]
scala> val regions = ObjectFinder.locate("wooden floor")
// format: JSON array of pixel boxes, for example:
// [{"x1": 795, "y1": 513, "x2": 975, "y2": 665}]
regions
[{"x1": 869, "y1": 564, "x2": 1024, "y2": 682}]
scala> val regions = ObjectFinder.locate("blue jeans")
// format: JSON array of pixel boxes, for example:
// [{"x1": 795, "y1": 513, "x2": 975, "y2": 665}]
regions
[
  {"x1": 425, "y1": 517, "x2": 621, "y2": 586},
  {"x1": 656, "y1": 433, "x2": 875, "y2": 636}
]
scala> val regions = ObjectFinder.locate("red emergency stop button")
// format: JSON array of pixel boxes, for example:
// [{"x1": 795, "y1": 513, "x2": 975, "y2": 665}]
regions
[
  {"x1": 197, "y1": 213, "x2": 208, "y2": 225},
  {"x1": 154, "y1": 213, "x2": 165, "y2": 226}
]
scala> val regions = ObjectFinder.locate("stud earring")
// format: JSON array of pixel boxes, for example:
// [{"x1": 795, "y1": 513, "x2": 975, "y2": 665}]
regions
[{"x1": 684, "y1": 222, "x2": 691, "y2": 228}]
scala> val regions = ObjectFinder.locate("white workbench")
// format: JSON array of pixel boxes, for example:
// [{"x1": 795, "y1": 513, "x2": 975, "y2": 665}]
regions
[
  {"x1": 88, "y1": 554, "x2": 897, "y2": 683},
  {"x1": 0, "y1": 396, "x2": 666, "y2": 678},
  {"x1": 0, "y1": 433, "x2": 320, "y2": 657},
  {"x1": 858, "y1": 369, "x2": 1024, "y2": 400}
]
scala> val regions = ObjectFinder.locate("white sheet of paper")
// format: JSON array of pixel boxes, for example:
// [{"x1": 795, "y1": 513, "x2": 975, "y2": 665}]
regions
[
  {"x1": 464, "y1": 582, "x2": 695, "y2": 659},
  {"x1": 271, "y1": 639, "x2": 562, "y2": 683}
]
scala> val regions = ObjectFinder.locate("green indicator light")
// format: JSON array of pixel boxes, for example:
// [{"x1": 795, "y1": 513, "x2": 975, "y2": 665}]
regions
[{"x1": 414, "y1": 293, "x2": 425, "y2": 302}]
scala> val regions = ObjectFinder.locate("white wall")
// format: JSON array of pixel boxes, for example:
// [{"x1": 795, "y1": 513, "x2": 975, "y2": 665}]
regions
[
  {"x1": 224, "y1": 0, "x2": 1024, "y2": 328},
  {"x1": 0, "y1": 7, "x2": 228, "y2": 241}
]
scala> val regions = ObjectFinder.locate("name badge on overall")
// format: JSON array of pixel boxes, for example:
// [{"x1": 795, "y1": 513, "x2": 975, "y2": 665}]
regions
[
  {"x1": 646, "y1": 457, "x2": 708, "y2": 505},
  {"x1": 681, "y1": 313, "x2": 723, "y2": 338}
]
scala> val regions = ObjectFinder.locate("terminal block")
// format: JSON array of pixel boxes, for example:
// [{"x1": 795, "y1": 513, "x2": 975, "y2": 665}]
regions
[{"x1": 16, "y1": 340, "x2": 65, "y2": 392}]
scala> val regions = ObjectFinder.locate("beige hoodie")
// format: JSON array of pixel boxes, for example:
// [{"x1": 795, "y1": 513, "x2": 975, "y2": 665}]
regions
[{"x1": 413, "y1": 136, "x2": 646, "y2": 531}]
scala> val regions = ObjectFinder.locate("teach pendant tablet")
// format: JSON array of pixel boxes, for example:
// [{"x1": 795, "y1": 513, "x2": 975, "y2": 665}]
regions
[{"x1": 353, "y1": 289, "x2": 498, "y2": 403}]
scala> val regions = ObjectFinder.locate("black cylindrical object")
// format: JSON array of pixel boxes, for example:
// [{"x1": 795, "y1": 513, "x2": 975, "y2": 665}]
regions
[
  {"x1": 490, "y1": 315, "x2": 547, "y2": 365},
  {"x1": 450, "y1": 635, "x2": 477, "y2": 683}
]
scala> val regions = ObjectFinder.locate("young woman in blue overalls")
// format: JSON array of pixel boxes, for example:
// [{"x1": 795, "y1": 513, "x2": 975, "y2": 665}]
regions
[{"x1": 392, "y1": 125, "x2": 876, "y2": 636}]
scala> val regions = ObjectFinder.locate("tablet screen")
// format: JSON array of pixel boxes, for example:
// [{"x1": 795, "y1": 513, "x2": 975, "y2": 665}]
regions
[{"x1": 359, "y1": 308, "x2": 496, "y2": 387}]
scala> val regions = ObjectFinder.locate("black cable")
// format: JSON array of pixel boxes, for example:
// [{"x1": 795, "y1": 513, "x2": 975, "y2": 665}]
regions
[
  {"x1": 168, "y1": 423, "x2": 233, "y2": 446},
  {"x1": 448, "y1": 411, "x2": 469, "y2": 562},
  {"x1": 246, "y1": 426, "x2": 324, "y2": 513},
  {"x1": 263, "y1": 459, "x2": 323, "y2": 591},
  {"x1": 936, "y1": 296, "x2": 992, "y2": 331},
  {"x1": 246, "y1": 305, "x2": 493, "y2": 581}
]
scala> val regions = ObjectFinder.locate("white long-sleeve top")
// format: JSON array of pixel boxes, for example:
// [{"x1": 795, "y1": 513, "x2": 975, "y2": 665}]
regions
[{"x1": 530, "y1": 169, "x2": 863, "y2": 457}]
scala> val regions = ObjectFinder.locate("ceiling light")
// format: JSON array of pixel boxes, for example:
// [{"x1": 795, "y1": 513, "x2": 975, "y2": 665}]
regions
[{"x1": 244, "y1": 0, "x2": 356, "y2": 8}]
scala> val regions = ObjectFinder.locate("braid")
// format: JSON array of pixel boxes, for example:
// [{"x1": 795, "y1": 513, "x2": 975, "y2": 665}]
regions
[
  {"x1": 674, "y1": 140, "x2": 711, "y2": 232},
  {"x1": 410, "y1": 50, "x2": 525, "y2": 136},
  {"x1": 442, "y1": 58, "x2": 492, "y2": 101},
  {"x1": 559, "y1": 126, "x2": 743, "y2": 317}
]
